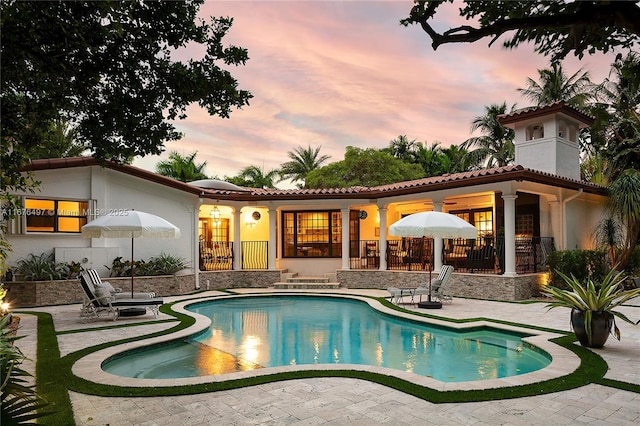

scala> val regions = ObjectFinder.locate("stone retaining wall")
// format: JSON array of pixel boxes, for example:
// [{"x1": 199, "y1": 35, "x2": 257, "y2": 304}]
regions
[
  {"x1": 3, "y1": 274, "x2": 195, "y2": 308},
  {"x1": 3, "y1": 269, "x2": 545, "y2": 307},
  {"x1": 337, "y1": 270, "x2": 545, "y2": 301},
  {"x1": 198, "y1": 270, "x2": 283, "y2": 289}
]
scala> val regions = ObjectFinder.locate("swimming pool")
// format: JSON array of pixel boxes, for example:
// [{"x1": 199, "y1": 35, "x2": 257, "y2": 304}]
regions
[{"x1": 103, "y1": 295, "x2": 551, "y2": 382}]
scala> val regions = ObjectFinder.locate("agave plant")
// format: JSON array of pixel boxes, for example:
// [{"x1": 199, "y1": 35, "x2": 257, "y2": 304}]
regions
[
  {"x1": 0, "y1": 315, "x2": 52, "y2": 424},
  {"x1": 544, "y1": 269, "x2": 640, "y2": 345}
]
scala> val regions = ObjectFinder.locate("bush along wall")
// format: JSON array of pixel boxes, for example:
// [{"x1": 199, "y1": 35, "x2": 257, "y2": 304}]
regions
[{"x1": 547, "y1": 249, "x2": 608, "y2": 289}]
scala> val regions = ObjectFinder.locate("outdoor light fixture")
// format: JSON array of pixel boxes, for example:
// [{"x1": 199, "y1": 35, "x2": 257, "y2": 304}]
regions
[
  {"x1": 210, "y1": 206, "x2": 220, "y2": 219},
  {"x1": 211, "y1": 206, "x2": 221, "y2": 226},
  {"x1": 246, "y1": 211, "x2": 260, "y2": 227}
]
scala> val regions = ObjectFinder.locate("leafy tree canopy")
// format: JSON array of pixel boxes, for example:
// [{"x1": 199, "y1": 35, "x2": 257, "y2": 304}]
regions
[
  {"x1": 1, "y1": 0, "x2": 252, "y2": 188},
  {"x1": 306, "y1": 146, "x2": 425, "y2": 189},
  {"x1": 402, "y1": 1, "x2": 640, "y2": 60}
]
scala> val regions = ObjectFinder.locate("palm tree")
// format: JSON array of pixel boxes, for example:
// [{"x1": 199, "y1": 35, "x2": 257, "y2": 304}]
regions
[
  {"x1": 413, "y1": 141, "x2": 445, "y2": 177},
  {"x1": 591, "y1": 52, "x2": 640, "y2": 182},
  {"x1": 237, "y1": 165, "x2": 279, "y2": 189},
  {"x1": 30, "y1": 120, "x2": 87, "y2": 159},
  {"x1": 440, "y1": 144, "x2": 478, "y2": 174},
  {"x1": 518, "y1": 62, "x2": 593, "y2": 108},
  {"x1": 460, "y1": 102, "x2": 516, "y2": 168},
  {"x1": 383, "y1": 135, "x2": 421, "y2": 163},
  {"x1": 156, "y1": 151, "x2": 209, "y2": 182},
  {"x1": 605, "y1": 169, "x2": 640, "y2": 269},
  {"x1": 279, "y1": 145, "x2": 330, "y2": 188}
]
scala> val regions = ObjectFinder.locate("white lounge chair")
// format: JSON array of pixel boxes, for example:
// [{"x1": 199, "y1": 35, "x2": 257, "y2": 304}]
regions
[
  {"x1": 413, "y1": 265, "x2": 454, "y2": 304},
  {"x1": 86, "y1": 269, "x2": 155, "y2": 299},
  {"x1": 79, "y1": 272, "x2": 163, "y2": 321}
]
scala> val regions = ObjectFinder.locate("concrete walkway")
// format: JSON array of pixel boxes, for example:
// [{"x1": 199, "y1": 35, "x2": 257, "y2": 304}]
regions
[{"x1": 14, "y1": 289, "x2": 640, "y2": 425}]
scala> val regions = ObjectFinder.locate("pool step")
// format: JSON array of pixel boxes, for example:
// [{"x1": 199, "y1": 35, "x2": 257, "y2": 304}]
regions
[{"x1": 273, "y1": 274, "x2": 341, "y2": 289}]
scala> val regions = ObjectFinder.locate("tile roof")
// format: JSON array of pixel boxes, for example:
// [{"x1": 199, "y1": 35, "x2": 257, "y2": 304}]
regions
[
  {"x1": 498, "y1": 101, "x2": 594, "y2": 126},
  {"x1": 22, "y1": 157, "x2": 607, "y2": 201}
]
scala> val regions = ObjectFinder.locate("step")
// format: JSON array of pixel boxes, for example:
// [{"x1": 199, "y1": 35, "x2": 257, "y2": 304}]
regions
[
  {"x1": 272, "y1": 282, "x2": 341, "y2": 290},
  {"x1": 286, "y1": 275, "x2": 329, "y2": 284}
]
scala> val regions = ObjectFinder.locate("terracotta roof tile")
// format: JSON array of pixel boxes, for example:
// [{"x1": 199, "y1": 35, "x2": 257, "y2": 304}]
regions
[
  {"x1": 498, "y1": 101, "x2": 594, "y2": 126},
  {"x1": 21, "y1": 157, "x2": 607, "y2": 200}
]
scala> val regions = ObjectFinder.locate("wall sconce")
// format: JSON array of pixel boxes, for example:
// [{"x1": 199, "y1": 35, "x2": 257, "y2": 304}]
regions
[{"x1": 246, "y1": 211, "x2": 260, "y2": 227}]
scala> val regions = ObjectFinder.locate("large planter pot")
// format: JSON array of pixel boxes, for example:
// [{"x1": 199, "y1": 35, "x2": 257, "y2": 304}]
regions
[{"x1": 570, "y1": 308, "x2": 614, "y2": 348}]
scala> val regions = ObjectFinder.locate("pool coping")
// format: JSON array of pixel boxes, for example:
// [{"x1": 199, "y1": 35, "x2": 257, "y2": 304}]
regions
[{"x1": 71, "y1": 293, "x2": 580, "y2": 392}]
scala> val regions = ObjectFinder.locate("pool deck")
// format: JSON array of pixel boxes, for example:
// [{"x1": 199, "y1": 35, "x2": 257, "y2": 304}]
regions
[{"x1": 15, "y1": 288, "x2": 640, "y2": 425}]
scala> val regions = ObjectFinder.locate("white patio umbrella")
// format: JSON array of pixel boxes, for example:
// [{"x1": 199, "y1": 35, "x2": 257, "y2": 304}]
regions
[
  {"x1": 82, "y1": 210, "x2": 181, "y2": 297},
  {"x1": 389, "y1": 211, "x2": 477, "y2": 308}
]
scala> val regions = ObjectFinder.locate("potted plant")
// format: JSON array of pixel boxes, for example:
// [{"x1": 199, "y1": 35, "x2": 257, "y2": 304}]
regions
[{"x1": 543, "y1": 269, "x2": 640, "y2": 348}]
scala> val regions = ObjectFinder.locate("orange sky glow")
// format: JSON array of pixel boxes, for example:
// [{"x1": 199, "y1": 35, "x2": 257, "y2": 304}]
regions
[{"x1": 133, "y1": 1, "x2": 620, "y2": 188}]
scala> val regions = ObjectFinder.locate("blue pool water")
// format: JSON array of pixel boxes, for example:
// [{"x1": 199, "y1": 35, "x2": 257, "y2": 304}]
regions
[{"x1": 103, "y1": 296, "x2": 551, "y2": 382}]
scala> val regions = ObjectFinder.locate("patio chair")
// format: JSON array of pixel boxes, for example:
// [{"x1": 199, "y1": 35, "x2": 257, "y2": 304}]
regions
[
  {"x1": 79, "y1": 272, "x2": 163, "y2": 321},
  {"x1": 387, "y1": 287, "x2": 406, "y2": 305},
  {"x1": 86, "y1": 268, "x2": 155, "y2": 299},
  {"x1": 413, "y1": 265, "x2": 454, "y2": 304}
]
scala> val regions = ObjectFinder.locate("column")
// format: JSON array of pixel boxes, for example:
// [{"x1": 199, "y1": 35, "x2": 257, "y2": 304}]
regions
[
  {"x1": 502, "y1": 194, "x2": 518, "y2": 276},
  {"x1": 233, "y1": 208, "x2": 241, "y2": 270},
  {"x1": 433, "y1": 202, "x2": 443, "y2": 273},
  {"x1": 194, "y1": 198, "x2": 203, "y2": 289},
  {"x1": 378, "y1": 206, "x2": 388, "y2": 270},
  {"x1": 268, "y1": 207, "x2": 277, "y2": 270},
  {"x1": 341, "y1": 207, "x2": 350, "y2": 270}
]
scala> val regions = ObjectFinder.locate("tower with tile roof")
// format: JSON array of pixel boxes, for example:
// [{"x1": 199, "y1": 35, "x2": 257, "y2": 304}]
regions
[{"x1": 498, "y1": 102, "x2": 594, "y2": 181}]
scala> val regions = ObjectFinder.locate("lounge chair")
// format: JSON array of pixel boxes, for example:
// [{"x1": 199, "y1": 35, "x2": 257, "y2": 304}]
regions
[
  {"x1": 86, "y1": 268, "x2": 155, "y2": 299},
  {"x1": 79, "y1": 272, "x2": 163, "y2": 321},
  {"x1": 413, "y1": 265, "x2": 454, "y2": 304},
  {"x1": 387, "y1": 287, "x2": 405, "y2": 305}
]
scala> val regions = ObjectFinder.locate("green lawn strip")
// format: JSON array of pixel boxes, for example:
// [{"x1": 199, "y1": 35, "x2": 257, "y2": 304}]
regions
[
  {"x1": 595, "y1": 378, "x2": 640, "y2": 393},
  {"x1": 16, "y1": 311, "x2": 76, "y2": 426},
  {"x1": 56, "y1": 318, "x2": 179, "y2": 335}
]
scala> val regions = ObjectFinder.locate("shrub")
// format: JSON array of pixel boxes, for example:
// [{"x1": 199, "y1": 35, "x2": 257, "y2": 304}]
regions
[
  {"x1": 15, "y1": 252, "x2": 71, "y2": 281},
  {"x1": 108, "y1": 253, "x2": 188, "y2": 277},
  {"x1": 547, "y1": 249, "x2": 608, "y2": 289}
]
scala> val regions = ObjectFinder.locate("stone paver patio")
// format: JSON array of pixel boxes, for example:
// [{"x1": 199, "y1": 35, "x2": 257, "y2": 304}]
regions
[{"x1": 14, "y1": 288, "x2": 640, "y2": 425}]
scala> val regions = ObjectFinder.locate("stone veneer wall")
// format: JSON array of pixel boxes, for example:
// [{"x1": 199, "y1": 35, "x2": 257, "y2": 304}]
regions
[
  {"x1": 4, "y1": 269, "x2": 544, "y2": 307},
  {"x1": 3, "y1": 270, "x2": 284, "y2": 308},
  {"x1": 198, "y1": 270, "x2": 283, "y2": 289},
  {"x1": 3, "y1": 274, "x2": 196, "y2": 308},
  {"x1": 337, "y1": 270, "x2": 545, "y2": 301}
]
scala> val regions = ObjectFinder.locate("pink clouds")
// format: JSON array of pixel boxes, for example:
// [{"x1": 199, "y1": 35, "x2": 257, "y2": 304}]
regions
[{"x1": 134, "y1": 1, "x2": 619, "y2": 187}]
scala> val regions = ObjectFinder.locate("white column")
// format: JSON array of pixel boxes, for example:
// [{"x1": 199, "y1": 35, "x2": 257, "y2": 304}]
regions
[
  {"x1": 378, "y1": 206, "x2": 388, "y2": 270},
  {"x1": 233, "y1": 208, "x2": 241, "y2": 270},
  {"x1": 433, "y1": 202, "x2": 443, "y2": 273},
  {"x1": 341, "y1": 207, "x2": 350, "y2": 270},
  {"x1": 268, "y1": 207, "x2": 277, "y2": 270},
  {"x1": 194, "y1": 198, "x2": 203, "y2": 289},
  {"x1": 502, "y1": 194, "x2": 518, "y2": 277}
]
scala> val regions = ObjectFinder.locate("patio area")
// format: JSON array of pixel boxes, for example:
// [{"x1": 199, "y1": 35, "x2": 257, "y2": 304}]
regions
[{"x1": 14, "y1": 288, "x2": 640, "y2": 425}]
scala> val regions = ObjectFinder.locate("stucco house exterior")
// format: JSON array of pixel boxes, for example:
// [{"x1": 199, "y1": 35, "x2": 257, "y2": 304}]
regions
[{"x1": 3, "y1": 102, "x2": 608, "y2": 303}]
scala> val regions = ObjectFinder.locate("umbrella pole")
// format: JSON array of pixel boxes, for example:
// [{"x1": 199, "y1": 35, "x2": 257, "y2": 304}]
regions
[{"x1": 131, "y1": 237, "x2": 134, "y2": 298}]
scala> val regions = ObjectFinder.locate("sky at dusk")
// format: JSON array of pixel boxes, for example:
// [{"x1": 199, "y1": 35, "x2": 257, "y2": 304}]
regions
[{"x1": 133, "y1": 1, "x2": 620, "y2": 188}]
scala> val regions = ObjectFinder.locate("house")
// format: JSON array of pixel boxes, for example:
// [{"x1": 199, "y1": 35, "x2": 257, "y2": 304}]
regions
[{"x1": 4, "y1": 102, "x2": 608, "y2": 302}]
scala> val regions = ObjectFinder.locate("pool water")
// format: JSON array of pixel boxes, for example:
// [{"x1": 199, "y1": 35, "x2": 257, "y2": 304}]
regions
[{"x1": 103, "y1": 296, "x2": 551, "y2": 382}]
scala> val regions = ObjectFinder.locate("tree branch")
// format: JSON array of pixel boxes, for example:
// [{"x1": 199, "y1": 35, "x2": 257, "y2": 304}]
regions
[{"x1": 412, "y1": 1, "x2": 640, "y2": 57}]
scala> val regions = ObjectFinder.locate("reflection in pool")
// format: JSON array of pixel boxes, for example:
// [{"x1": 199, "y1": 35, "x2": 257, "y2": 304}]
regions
[{"x1": 103, "y1": 296, "x2": 550, "y2": 382}]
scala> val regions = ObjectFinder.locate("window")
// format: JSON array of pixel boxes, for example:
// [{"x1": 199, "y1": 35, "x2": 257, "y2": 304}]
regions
[
  {"x1": 282, "y1": 211, "x2": 342, "y2": 257},
  {"x1": 451, "y1": 208, "x2": 493, "y2": 237},
  {"x1": 25, "y1": 198, "x2": 89, "y2": 233}
]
